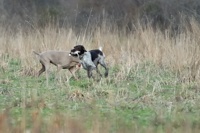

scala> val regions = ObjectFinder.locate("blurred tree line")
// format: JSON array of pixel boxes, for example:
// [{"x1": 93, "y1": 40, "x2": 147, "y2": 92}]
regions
[{"x1": 0, "y1": 0, "x2": 200, "y2": 32}]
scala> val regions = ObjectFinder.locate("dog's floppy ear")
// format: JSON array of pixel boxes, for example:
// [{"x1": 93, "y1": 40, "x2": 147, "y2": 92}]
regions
[
  {"x1": 81, "y1": 46, "x2": 87, "y2": 52},
  {"x1": 74, "y1": 45, "x2": 87, "y2": 55}
]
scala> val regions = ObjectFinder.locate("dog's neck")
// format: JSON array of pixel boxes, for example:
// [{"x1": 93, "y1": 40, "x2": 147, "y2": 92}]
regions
[{"x1": 79, "y1": 52, "x2": 88, "y2": 60}]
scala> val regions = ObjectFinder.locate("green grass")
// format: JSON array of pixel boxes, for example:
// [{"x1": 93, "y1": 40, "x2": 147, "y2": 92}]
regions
[{"x1": 1, "y1": 58, "x2": 200, "y2": 132}]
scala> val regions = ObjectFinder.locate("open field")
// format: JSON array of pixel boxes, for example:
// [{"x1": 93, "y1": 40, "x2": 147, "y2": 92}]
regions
[{"x1": 1, "y1": 20, "x2": 200, "y2": 132}]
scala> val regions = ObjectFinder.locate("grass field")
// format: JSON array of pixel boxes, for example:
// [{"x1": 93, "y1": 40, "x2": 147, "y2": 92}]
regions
[{"x1": 1, "y1": 20, "x2": 200, "y2": 132}]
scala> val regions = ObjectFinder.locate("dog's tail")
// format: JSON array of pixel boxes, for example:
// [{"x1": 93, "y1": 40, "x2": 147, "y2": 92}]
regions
[
  {"x1": 99, "y1": 46, "x2": 106, "y2": 57},
  {"x1": 33, "y1": 51, "x2": 40, "y2": 56},
  {"x1": 99, "y1": 46, "x2": 103, "y2": 51}
]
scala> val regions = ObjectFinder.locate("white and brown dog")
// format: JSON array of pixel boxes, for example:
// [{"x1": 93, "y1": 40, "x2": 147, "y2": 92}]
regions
[{"x1": 69, "y1": 45, "x2": 108, "y2": 78}]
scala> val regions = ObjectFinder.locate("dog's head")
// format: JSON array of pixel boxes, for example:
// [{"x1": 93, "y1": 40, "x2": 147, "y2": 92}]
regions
[{"x1": 69, "y1": 45, "x2": 87, "y2": 57}]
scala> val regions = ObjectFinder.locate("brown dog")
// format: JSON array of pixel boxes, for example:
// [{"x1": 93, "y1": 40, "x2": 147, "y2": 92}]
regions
[{"x1": 33, "y1": 50, "x2": 81, "y2": 86}]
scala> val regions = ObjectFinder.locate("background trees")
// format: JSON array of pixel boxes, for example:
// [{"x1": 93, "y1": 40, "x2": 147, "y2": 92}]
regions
[{"x1": 0, "y1": 0, "x2": 200, "y2": 32}]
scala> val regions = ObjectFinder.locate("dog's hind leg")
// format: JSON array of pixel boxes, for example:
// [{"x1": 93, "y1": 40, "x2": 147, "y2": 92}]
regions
[
  {"x1": 98, "y1": 59, "x2": 109, "y2": 77},
  {"x1": 37, "y1": 62, "x2": 49, "y2": 86},
  {"x1": 37, "y1": 57, "x2": 50, "y2": 86},
  {"x1": 38, "y1": 64, "x2": 45, "y2": 76},
  {"x1": 44, "y1": 62, "x2": 50, "y2": 86},
  {"x1": 96, "y1": 65, "x2": 102, "y2": 77}
]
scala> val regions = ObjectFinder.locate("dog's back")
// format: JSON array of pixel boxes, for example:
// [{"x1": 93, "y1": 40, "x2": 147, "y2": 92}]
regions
[
  {"x1": 34, "y1": 50, "x2": 80, "y2": 67},
  {"x1": 42, "y1": 51, "x2": 72, "y2": 66},
  {"x1": 89, "y1": 49, "x2": 104, "y2": 61}
]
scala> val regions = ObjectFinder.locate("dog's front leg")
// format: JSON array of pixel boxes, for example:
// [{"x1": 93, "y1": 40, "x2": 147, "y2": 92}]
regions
[
  {"x1": 69, "y1": 66, "x2": 79, "y2": 80},
  {"x1": 87, "y1": 69, "x2": 93, "y2": 78},
  {"x1": 56, "y1": 65, "x2": 62, "y2": 83}
]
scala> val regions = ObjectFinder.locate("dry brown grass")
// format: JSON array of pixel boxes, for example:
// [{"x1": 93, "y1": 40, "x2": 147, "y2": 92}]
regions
[{"x1": 1, "y1": 19, "x2": 200, "y2": 82}]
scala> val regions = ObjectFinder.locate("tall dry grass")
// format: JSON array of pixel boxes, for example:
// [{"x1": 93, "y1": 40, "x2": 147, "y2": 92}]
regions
[{"x1": 1, "y1": 18, "x2": 200, "y2": 82}]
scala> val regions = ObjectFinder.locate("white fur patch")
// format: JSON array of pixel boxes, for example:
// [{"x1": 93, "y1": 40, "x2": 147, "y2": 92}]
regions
[
  {"x1": 74, "y1": 51, "x2": 80, "y2": 54},
  {"x1": 70, "y1": 51, "x2": 80, "y2": 57},
  {"x1": 98, "y1": 46, "x2": 105, "y2": 57},
  {"x1": 99, "y1": 46, "x2": 102, "y2": 51}
]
